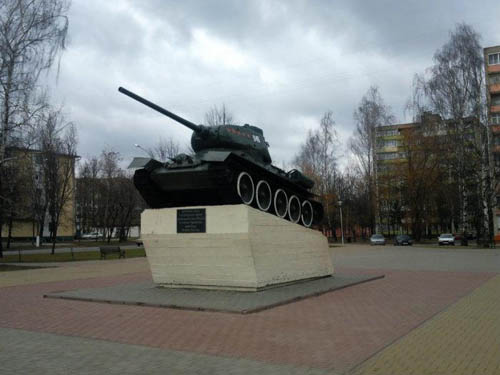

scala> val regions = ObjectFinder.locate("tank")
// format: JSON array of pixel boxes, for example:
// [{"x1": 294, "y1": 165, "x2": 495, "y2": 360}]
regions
[{"x1": 120, "y1": 87, "x2": 323, "y2": 227}]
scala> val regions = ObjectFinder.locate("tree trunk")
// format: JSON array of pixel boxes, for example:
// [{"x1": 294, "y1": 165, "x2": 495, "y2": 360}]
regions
[
  {"x1": 39, "y1": 216, "x2": 45, "y2": 242},
  {"x1": 7, "y1": 215, "x2": 13, "y2": 249},
  {"x1": 50, "y1": 220, "x2": 57, "y2": 255},
  {"x1": 0, "y1": 221, "x2": 3, "y2": 258},
  {"x1": 484, "y1": 127, "x2": 495, "y2": 247}
]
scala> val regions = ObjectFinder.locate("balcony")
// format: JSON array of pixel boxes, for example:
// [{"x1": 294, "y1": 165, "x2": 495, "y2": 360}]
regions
[
  {"x1": 488, "y1": 65, "x2": 500, "y2": 74},
  {"x1": 490, "y1": 83, "x2": 500, "y2": 94},
  {"x1": 377, "y1": 146, "x2": 399, "y2": 152}
]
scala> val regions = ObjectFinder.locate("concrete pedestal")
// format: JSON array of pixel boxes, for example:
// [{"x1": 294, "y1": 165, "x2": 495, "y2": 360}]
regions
[{"x1": 141, "y1": 205, "x2": 333, "y2": 291}]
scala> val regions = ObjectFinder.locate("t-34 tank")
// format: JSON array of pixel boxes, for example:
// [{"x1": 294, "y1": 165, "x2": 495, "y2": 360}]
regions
[{"x1": 120, "y1": 87, "x2": 323, "y2": 227}]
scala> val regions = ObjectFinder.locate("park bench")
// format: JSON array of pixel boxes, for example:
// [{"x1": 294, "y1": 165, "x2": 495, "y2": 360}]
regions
[{"x1": 99, "y1": 246, "x2": 126, "y2": 259}]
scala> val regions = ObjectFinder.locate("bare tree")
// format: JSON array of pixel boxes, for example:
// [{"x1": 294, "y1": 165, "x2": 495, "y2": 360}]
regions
[
  {"x1": 294, "y1": 111, "x2": 339, "y2": 231},
  {"x1": 204, "y1": 104, "x2": 234, "y2": 126},
  {"x1": 145, "y1": 137, "x2": 180, "y2": 162},
  {"x1": 0, "y1": 0, "x2": 69, "y2": 256},
  {"x1": 114, "y1": 172, "x2": 143, "y2": 242},
  {"x1": 97, "y1": 149, "x2": 121, "y2": 242},
  {"x1": 38, "y1": 109, "x2": 77, "y2": 254},
  {"x1": 76, "y1": 156, "x2": 101, "y2": 235},
  {"x1": 76, "y1": 149, "x2": 145, "y2": 243},
  {"x1": 414, "y1": 23, "x2": 490, "y2": 245},
  {"x1": 350, "y1": 86, "x2": 395, "y2": 233},
  {"x1": 396, "y1": 120, "x2": 446, "y2": 240}
]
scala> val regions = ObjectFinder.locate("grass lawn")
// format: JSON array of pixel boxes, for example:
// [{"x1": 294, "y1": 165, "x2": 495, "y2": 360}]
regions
[
  {"x1": 0, "y1": 248, "x2": 146, "y2": 263},
  {"x1": 1, "y1": 239, "x2": 140, "y2": 252}
]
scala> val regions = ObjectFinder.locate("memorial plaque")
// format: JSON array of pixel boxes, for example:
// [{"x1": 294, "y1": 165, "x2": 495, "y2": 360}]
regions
[{"x1": 177, "y1": 208, "x2": 206, "y2": 233}]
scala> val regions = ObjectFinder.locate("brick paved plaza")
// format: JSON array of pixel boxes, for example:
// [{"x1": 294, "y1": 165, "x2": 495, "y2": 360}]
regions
[{"x1": 1, "y1": 245, "x2": 499, "y2": 374}]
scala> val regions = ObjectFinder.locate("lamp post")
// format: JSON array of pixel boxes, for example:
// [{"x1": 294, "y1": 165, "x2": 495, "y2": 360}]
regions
[
  {"x1": 339, "y1": 200, "x2": 344, "y2": 245},
  {"x1": 134, "y1": 144, "x2": 149, "y2": 156}
]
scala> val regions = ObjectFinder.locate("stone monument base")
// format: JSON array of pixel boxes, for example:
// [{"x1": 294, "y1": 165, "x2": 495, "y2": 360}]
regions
[{"x1": 141, "y1": 204, "x2": 334, "y2": 291}]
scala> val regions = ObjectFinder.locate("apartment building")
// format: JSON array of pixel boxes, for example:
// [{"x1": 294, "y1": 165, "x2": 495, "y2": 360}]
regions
[
  {"x1": 375, "y1": 113, "x2": 444, "y2": 173},
  {"x1": 375, "y1": 117, "x2": 434, "y2": 234},
  {"x1": 1, "y1": 147, "x2": 77, "y2": 241},
  {"x1": 485, "y1": 45, "x2": 500, "y2": 236},
  {"x1": 375, "y1": 112, "x2": 481, "y2": 237}
]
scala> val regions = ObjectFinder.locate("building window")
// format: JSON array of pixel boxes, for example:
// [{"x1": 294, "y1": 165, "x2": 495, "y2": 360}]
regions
[
  {"x1": 489, "y1": 53, "x2": 500, "y2": 65},
  {"x1": 492, "y1": 95, "x2": 500, "y2": 106},
  {"x1": 377, "y1": 129, "x2": 399, "y2": 137},
  {"x1": 378, "y1": 152, "x2": 398, "y2": 160},
  {"x1": 492, "y1": 113, "x2": 500, "y2": 125},
  {"x1": 378, "y1": 139, "x2": 400, "y2": 148}
]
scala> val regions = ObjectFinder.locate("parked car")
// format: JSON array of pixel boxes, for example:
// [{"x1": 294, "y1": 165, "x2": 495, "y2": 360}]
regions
[
  {"x1": 81, "y1": 232, "x2": 100, "y2": 240},
  {"x1": 438, "y1": 233, "x2": 455, "y2": 246},
  {"x1": 394, "y1": 234, "x2": 413, "y2": 246},
  {"x1": 370, "y1": 234, "x2": 386, "y2": 246}
]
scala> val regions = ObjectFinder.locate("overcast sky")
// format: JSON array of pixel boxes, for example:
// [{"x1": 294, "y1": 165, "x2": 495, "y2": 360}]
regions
[{"x1": 48, "y1": 0, "x2": 500, "y2": 170}]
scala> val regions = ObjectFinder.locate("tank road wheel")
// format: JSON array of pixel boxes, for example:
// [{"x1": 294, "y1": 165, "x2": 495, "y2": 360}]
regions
[
  {"x1": 288, "y1": 195, "x2": 301, "y2": 223},
  {"x1": 274, "y1": 189, "x2": 288, "y2": 218},
  {"x1": 301, "y1": 200, "x2": 314, "y2": 228},
  {"x1": 256, "y1": 180, "x2": 272, "y2": 211},
  {"x1": 237, "y1": 171, "x2": 255, "y2": 205}
]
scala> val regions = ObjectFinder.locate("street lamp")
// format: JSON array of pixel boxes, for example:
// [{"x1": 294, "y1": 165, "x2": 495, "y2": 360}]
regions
[
  {"x1": 339, "y1": 200, "x2": 344, "y2": 245},
  {"x1": 134, "y1": 144, "x2": 149, "y2": 156}
]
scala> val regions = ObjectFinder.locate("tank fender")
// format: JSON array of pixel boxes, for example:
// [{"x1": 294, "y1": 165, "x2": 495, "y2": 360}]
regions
[
  {"x1": 128, "y1": 157, "x2": 164, "y2": 171},
  {"x1": 199, "y1": 151, "x2": 233, "y2": 162}
]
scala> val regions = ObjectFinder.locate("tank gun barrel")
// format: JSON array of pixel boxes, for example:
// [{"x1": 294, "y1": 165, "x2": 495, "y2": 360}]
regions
[{"x1": 118, "y1": 86, "x2": 201, "y2": 132}]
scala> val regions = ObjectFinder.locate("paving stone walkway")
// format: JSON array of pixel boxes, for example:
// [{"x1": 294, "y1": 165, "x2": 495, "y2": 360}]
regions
[
  {"x1": 1, "y1": 246, "x2": 499, "y2": 374},
  {"x1": 349, "y1": 274, "x2": 500, "y2": 375},
  {"x1": 0, "y1": 327, "x2": 333, "y2": 375}
]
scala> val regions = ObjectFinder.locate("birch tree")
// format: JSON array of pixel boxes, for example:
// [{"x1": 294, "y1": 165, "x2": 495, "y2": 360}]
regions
[
  {"x1": 0, "y1": 0, "x2": 69, "y2": 256},
  {"x1": 38, "y1": 109, "x2": 77, "y2": 254},
  {"x1": 294, "y1": 111, "x2": 339, "y2": 231},
  {"x1": 350, "y1": 86, "x2": 395, "y2": 233},
  {"x1": 415, "y1": 23, "x2": 490, "y2": 245}
]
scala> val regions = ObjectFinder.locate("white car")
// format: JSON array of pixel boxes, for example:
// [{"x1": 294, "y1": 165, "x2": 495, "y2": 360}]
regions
[
  {"x1": 81, "y1": 232, "x2": 100, "y2": 240},
  {"x1": 438, "y1": 233, "x2": 455, "y2": 246},
  {"x1": 370, "y1": 234, "x2": 386, "y2": 245}
]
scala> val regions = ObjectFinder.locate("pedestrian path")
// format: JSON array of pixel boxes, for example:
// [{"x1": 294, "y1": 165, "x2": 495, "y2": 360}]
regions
[
  {"x1": 349, "y1": 274, "x2": 500, "y2": 375},
  {"x1": 0, "y1": 327, "x2": 333, "y2": 375}
]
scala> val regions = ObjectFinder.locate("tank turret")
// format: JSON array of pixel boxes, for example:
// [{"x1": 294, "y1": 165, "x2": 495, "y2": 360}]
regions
[
  {"x1": 119, "y1": 87, "x2": 271, "y2": 164},
  {"x1": 120, "y1": 86, "x2": 323, "y2": 227}
]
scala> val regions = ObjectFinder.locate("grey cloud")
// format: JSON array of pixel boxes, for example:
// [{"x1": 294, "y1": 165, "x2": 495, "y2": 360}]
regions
[{"x1": 46, "y1": 0, "x2": 500, "y2": 169}]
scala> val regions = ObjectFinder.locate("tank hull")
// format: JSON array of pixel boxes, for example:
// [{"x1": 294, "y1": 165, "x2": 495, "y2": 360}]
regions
[{"x1": 133, "y1": 153, "x2": 324, "y2": 226}]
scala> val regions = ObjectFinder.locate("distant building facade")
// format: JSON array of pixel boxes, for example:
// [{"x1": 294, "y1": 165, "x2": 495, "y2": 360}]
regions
[
  {"x1": 375, "y1": 119, "x2": 422, "y2": 235},
  {"x1": 375, "y1": 113, "x2": 481, "y2": 237},
  {"x1": 484, "y1": 45, "x2": 500, "y2": 236},
  {"x1": 0, "y1": 147, "x2": 76, "y2": 241}
]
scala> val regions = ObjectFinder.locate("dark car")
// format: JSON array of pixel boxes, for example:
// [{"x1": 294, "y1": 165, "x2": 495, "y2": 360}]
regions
[{"x1": 394, "y1": 234, "x2": 413, "y2": 246}]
